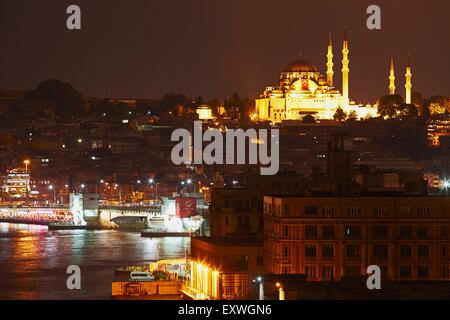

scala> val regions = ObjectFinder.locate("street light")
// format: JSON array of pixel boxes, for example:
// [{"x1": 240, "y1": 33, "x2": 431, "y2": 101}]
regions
[
  {"x1": 186, "y1": 179, "x2": 193, "y2": 193},
  {"x1": 256, "y1": 276, "x2": 264, "y2": 300},
  {"x1": 48, "y1": 185, "x2": 56, "y2": 203},
  {"x1": 149, "y1": 179, "x2": 159, "y2": 201},
  {"x1": 23, "y1": 159, "x2": 30, "y2": 173},
  {"x1": 276, "y1": 282, "x2": 285, "y2": 300}
]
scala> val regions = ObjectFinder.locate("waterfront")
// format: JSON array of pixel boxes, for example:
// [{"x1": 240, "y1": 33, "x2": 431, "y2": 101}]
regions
[{"x1": 0, "y1": 223, "x2": 188, "y2": 300}]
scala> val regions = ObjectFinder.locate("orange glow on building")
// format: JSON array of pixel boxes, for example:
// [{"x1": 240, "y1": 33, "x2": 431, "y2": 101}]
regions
[{"x1": 182, "y1": 261, "x2": 220, "y2": 300}]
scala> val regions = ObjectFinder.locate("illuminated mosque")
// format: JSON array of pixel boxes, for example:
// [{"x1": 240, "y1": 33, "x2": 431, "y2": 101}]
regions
[{"x1": 255, "y1": 32, "x2": 413, "y2": 123}]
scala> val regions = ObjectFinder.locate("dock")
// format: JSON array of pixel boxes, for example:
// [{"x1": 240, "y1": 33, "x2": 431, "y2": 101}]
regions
[
  {"x1": 141, "y1": 231, "x2": 192, "y2": 238},
  {"x1": 48, "y1": 223, "x2": 103, "y2": 231}
]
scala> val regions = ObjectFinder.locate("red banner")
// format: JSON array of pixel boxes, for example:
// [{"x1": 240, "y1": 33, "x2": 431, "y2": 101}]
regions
[{"x1": 176, "y1": 197, "x2": 197, "y2": 218}]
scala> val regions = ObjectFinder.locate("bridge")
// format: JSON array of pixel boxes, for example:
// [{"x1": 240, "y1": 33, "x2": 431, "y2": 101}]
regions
[
  {"x1": 0, "y1": 205, "x2": 71, "y2": 226},
  {"x1": 0, "y1": 204, "x2": 161, "y2": 227},
  {"x1": 99, "y1": 205, "x2": 161, "y2": 228}
]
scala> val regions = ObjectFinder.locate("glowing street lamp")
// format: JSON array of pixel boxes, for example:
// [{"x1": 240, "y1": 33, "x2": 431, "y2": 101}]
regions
[
  {"x1": 276, "y1": 282, "x2": 285, "y2": 300},
  {"x1": 48, "y1": 185, "x2": 56, "y2": 203},
  {"x1": 23, "y1": 159, "x2": 30, "y2": 173},
  {"x1": 186, "y1": 179, "x2": 193, "y2": 193},
  {"x1": 149, "y1": 179, "x2": 159, "y2": 201},
  {"x1": 256, "y1": 276, "x2": 264, "y2": 300}
]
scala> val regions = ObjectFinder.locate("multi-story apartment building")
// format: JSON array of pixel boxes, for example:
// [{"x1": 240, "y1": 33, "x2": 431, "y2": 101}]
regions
[
  {"x1": 210, "y1": 173, "x2": 308, "y2": 239},
  {"x1": 264, "y1": 195, "x2": 450, "y2": 281}
]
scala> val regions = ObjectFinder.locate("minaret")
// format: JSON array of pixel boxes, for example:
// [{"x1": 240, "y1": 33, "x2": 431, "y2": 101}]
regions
[
  {"x1": 405, "y1": 55, "x2": 412, "y2": 104},
  {"x1": 326, "y1": 32, "x2": 334, "y2": 87},
  {"x1": 389, "y1": 57, "x2": 396, "y2": 95},
  {"x1": 341, "y1": 30, "x2": 349, "y2": 103}
]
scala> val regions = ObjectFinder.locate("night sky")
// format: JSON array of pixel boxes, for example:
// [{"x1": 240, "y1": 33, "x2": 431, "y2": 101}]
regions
[{"x1": 0, "y1": 0, "x2": 449, "y2": 102}]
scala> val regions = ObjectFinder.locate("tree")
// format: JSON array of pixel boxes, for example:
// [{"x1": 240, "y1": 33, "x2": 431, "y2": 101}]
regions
[
  {"x1": 224, "y1": 92, "x2": 243, "y2": 120},
  {"x1": 428, "y1": 95, "x2": 450, "y2": 115},
  {"x1": 31, "y1": 79, "x2": 84, "y2": 117},
  {"x1": 347, "y1": 110, "x2": 358, "y2": 122},
  {"x1": 207, "y1": 97, "x2": 221, "y2": 117},
  {"x1": 302, "y1": 114, "x2": 316, "y2": 123},
  {"x1": 155, "y1": 93, "x2": 191, "y2": 116},
  {"x1": 333, "y1": 107, "x2": 347, "y2": 122},
  {"x1": 399, "y1": 103, "x2": 418, "y2": 118},
  {"x1": 377, "y1": 94, "x2": 404, "y2": 118},
  {"x1": 412, "y1": 91, "x2": 424, "y2": 116}
]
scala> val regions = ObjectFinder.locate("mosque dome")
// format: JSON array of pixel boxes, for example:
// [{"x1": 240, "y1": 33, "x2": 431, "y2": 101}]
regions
[{"x1": 283, "y1": 59, "x2": 318, "y2": 73}]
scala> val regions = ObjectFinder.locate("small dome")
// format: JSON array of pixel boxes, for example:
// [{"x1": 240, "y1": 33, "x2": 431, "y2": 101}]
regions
[{"x1": 283, "y1": 59, "x2": 318, "y2": 73}]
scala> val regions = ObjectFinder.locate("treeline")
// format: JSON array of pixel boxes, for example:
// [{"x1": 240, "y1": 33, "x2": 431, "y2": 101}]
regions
[{"x1": 5, "y1": 79, "x2": 255, "y2": 121}]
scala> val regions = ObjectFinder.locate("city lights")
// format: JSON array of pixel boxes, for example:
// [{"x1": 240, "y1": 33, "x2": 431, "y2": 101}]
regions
[
  {"x1": 23, "y1": 159, "x2": 30, "y2": 173},
  {"x1": 1, "y1": 1, "x2": 450, "y2": 305}
]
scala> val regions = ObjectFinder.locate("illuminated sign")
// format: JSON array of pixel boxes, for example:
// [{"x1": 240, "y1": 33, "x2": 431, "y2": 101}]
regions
[{"x1": 176, "y1": 197, "x2": 196, "y2": 218}]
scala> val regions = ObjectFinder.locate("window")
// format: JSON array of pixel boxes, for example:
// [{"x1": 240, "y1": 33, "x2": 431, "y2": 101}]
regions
[
  {"x1": 305, "y1": 245, "x2": 317, "y2": 258},
  {"x1": 322, "y1": 244, "x2": 334, "y2": 258},
  {"x1": 399, "y1": 226, "x2": 412, "y2": 238},
  {"x1": 345, "y1": 226, "x2": 362, "y2": 239},
  {"x1": 305, "y1": 265, "x2": 317, "y2": 278},
  {"x1": 323, "y1": 207, "x2": 334, "y2": 217},
  {"x1": 373, "y1": 245, "x2": 388, "y2": 259},
  {"x1": 374, "y1": 207, "x2": 386, "y2": 218},
  {"x1": 372, "y1": 226, "x2": 389, "y2": 238},
  {"x1": 305, "y1": 206, "x2": 318, "y2": 216},
  {"x1": 417, "y1": 245, "x2": 429, "y2": 259},
  {"x1": 417, "y1": 265, "x2": 429, "y2": 278},
  {"x1": 440, "y1": 265, "x2": 449, "y2": 279},
  {"x1": 305, "y1": 226, "x2": 318, "y2": 239},
  {"x1": 236, "y1": 200, "x2": 243, "y2": 211},
  {"x1": 224, "y1": 197, "x2": 232, "y2": 208},
  {"x1": 223, "y1": 255, "x2": 248, "y2": 272},
  {"x1": 400, "y1": 245, "x2": 412, "y2": 258},
  {"x1": 346, "y1": 207, "x2": 362, "y2": 217},
  {"x1": 345, "y1": 245, "x2": 360, "y2": 258},
  {"x1": 323, "y1": 226, "x2": 335, "y2": 238},
  {"x1": 441, "y1": 226, "x2": 449, "y2": 238},
  {"x1": 322, "y1": 265, "x2": 334, "y2": 279},
  {"x1": 441, "y1": 245, "x2": 448, "y2": 257},
  {"x1": 417, "y1": 226, "x2": 429, "y2": 238},
  {"x1": 400, "y1": 265, "x2": 412, "y2": 278},
  {"x1": 400, "y1": 207, "x2": 411, "y2": 217},
  {"x1": 283, "y1": 246, "x2": 290, "y2": 257},
  {"x1": 283, "y1": 226, "x2": 289, "y2": 237},
  {"x1": 416, "y1": 207, "x2": 430, "y2": 217}
]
